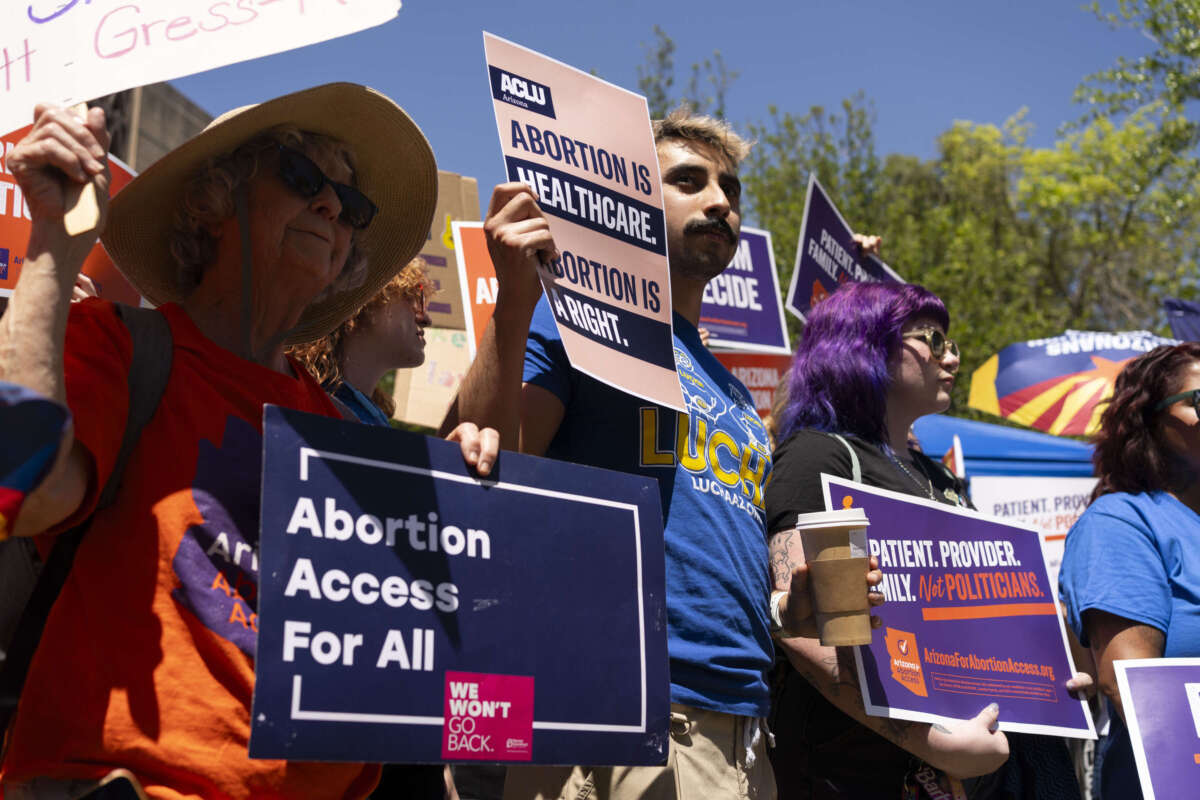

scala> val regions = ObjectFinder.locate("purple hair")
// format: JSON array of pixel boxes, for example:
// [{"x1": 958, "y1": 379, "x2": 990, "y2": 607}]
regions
[{"x1": 777, "y1": 282, "x2": 949, "y2": 446}]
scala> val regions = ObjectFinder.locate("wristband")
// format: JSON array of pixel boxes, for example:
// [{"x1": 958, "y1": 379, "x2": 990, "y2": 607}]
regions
[{"x1": 769, "y1": 589, "x2": 802, "y2": 638}]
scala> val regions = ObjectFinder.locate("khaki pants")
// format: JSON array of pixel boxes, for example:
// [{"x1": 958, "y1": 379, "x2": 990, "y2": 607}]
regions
[{"x1": 503, "y1": 704, "x2": 776, "y2": 800}]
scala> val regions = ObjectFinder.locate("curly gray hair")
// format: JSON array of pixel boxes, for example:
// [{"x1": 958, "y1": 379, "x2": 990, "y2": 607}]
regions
[{"x1": 168, "y1": 125, "x2": 369, "y2": 300}]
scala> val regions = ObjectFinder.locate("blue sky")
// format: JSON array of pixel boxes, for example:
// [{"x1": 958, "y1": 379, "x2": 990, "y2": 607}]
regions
[{"x1": 173, "y1": 1, "x2": 1149, "y2": 226}]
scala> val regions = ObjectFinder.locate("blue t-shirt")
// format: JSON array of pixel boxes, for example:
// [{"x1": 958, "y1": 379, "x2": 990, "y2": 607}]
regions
[
  {"x1": 333, "y1": 381, "x2": 393, "y2": 428},
  {"x1": 1060, "y1": 491, "x2": 1200, "y2": 799},
  {"x1": 523, "y1": 296, "x2": 774, "y2": 716}
]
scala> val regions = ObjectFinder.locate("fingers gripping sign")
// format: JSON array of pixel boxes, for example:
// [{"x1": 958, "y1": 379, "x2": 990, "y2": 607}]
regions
[
  {"x1": 445, "y1": 422, "x2": 502, "y2": 477},
  {"x1": 483, "y1": 182, "x2": 556, "y2": 313}
]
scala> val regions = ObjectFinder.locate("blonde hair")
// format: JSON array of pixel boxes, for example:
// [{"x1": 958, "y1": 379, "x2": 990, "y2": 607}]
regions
[
  {"x1": 652, "y1": 105, "x2": 752, "y2": 166},
  {"x1": 288, "y1": 257, "x2": 432, "y2": 418},
  {"x1": 169, "y1": 125, "x2": 368, "y2": 298}
]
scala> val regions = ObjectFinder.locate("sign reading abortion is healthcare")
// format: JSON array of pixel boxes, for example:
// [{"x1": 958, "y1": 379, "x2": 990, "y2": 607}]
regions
[
  {"x1": 822, "y1": 476, "x2": 1094, "y2": 738},
  {"x1": 1115, "y1": 658, "x2": 1200, "y2": 800},
  {"x1": 484, "y1": 33, "x2": 683, "y2": 411},
  {"x1": 785, "y1": 175, "x2": 902, "y2": 321},
  {"x1": 700, "y1": 227, "x2": 790, "y2": 354},
  {"x1": 250, "y1": 406, "x2": 669, "y2": 766}
]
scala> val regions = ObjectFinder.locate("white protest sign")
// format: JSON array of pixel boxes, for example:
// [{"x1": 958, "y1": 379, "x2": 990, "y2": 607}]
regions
[{"x1": 0, "y1": 0, "x2": 401, "y2": 137}]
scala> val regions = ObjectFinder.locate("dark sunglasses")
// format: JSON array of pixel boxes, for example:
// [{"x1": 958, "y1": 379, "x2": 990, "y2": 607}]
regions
[
  {"x1": 1155, "y1": 388, "x2": 1200, "y2": 414},
  {"x1": 902, "y1": 328, "x2": 959, "y2": 360},
  {"x1": 274, "y1": 144, "x2": 378, "y2": 230}
]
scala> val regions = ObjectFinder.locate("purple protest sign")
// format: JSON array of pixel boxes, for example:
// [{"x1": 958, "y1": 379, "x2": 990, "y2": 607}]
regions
[
  {"x1": 1115, "y1": 658, "x2": 1200, "y2": 800},
  {"x1": 821, "y1": 476, "x2": 1094, "y2": 738},
  {"x1": 785, "y1": 175, "x2": 903, "y2": 321},
  {"x1": 699, "y1": 226, "x2": 791, "y2": 354}
]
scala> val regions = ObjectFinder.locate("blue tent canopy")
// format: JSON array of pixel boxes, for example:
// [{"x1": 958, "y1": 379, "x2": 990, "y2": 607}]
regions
[{"x1": 912, "y1": 414, "x2": 1094, "y2": 478}]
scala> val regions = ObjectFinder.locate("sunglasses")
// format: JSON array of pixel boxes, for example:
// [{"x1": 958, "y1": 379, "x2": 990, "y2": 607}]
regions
[
  {"x1": 902, "y1": 328, "x2": 959, "y2": 360},
  {"x1": 1155, "y1": 388, "x2": 1200, "y2": 414},
  {"x1": 274, "y1": 144, "x2": 378, "y2": 230}
]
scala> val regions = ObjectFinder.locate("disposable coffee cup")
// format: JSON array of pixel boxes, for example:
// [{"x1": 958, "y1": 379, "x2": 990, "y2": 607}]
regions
[{"x1": 794, "y1": 508, "x2": 872, "y2": 646}]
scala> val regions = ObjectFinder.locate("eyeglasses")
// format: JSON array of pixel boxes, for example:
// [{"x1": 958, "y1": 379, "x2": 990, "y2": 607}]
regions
[
  {"x1": 902, "y1": 328, "x2": 959, "y2": 360},
  {"x1": 1155, "y1": 388, "x2": 1200, "y2": 414},
  {"x1": 274, "y1": 144, "x2": 378, "y2": 230}
]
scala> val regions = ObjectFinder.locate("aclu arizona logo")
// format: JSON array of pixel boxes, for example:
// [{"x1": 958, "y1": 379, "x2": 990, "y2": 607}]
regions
[
  {"x1": 489, "y1": 65, "x2": 556, "y2": 119},
  {"x1": 885, "y1": 627, "x2": 928, "y2": 697}
]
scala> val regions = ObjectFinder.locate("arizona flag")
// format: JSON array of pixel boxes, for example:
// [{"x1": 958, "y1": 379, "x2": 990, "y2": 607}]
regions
[{"x1": 968, "y1": 330, "x2": 1177, "y2": 437}]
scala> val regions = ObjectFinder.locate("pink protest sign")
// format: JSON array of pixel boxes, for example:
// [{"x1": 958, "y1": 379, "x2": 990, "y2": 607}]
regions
[
  {"x1": 483, "y1": 33, "x2": 684, "y2": 411},
  {"x1": 442, "y1": 671, "x2": 535, "y2": 761},
  {"x1": 0, "y1": 1, "x2": 400, "y2": 137}
]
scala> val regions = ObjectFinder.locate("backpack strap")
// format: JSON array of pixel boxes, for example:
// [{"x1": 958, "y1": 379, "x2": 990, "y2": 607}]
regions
[
  {"x1": 828, "y1": 432, "x2": 862, "y2": 484},
  {"x1": 0, "y1": 304, "x2": 173, "y2": 734}
]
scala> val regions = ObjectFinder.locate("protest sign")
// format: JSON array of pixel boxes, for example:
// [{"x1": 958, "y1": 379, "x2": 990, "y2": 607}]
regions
[
  {"x1": 785, "y1": 175, "x2": 902, "y2": 321},
  {"x1": 821, "y1": 475, "x2": 1094, "y2": 738},
  {"x1": 0, "y1": 127, "x2": 140, "y2": 304},
  {"x1": 712, "y1": 352, "x2": 792, "y2": 419},
  {"x1": 483, "y1": 33, "x2": 683, "y2": 411},
  {"x1": 699, "y1": 227, "x2": 790, "y2": 354},
  {"x1": 968, "y1": 476, "x2": 1098, "y2": 597},
  {"x1": 1114, "y1": 658, "x2": 1200, "y2": 800},
  {"x1": 453, "y1": 221, "x2": 495, "y2": 358},
  {"x1": 250, "y1": 405, "x2": 669, "y2": 765},
  {"x1": 0, "y1": 1, "x2": 400, "y2": 138},
  {"x1": 420, "y1": 171, "x2": 480, "y2": 331},
  {"x1": 390, "y1": 328, "x2": 472, "y2": 430}
]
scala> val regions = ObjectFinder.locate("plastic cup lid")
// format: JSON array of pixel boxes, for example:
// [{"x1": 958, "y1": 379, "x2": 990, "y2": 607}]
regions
[{"x1": 793, "y1": 507, "x2": 870, "y2": 530}]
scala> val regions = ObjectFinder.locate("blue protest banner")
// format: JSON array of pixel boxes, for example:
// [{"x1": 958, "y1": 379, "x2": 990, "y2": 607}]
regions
[
  {"x1": 785, "y1": 175, "x2": 903, "y2": 322},
  {"x1": 1115, "y1": 658, "x2": 1200, "y2": 800},
  {"x1": 700, "y1": 226, "x2": 791, "y2": 354},
  {"x1": 821, "y1": 476, "x2": 1094, "y2": 738},
  {"x1": 250, "y1": 405, "x2": 669, "y2": 765}
]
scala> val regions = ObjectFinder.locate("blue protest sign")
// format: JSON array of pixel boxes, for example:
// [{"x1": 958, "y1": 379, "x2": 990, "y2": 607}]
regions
[
  {"x1": 785, "y1": 175, "x2": 903, "y2": 321},
  {"x1": 700, "y1": 226, "x2": 791, "y2": 354},
  {"x1": 1115, "y1": 658, "x2": 1200, "y2": 800},
  {"x1": 250, "y1": 406, "x2": 669, "y2": 765},
  {"x1": 822, "y1": 476, "x2": 1094, "y2": 738}
]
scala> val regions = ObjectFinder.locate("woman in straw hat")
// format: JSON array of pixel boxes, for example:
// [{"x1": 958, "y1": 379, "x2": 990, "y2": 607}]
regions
[{"x1": 0, "y1": 84, "x2": 497, "y2": 798}]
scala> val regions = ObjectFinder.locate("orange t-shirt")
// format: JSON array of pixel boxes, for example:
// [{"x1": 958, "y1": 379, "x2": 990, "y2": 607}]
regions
[{"x1": 1, "y1": 301, "x2": 380, "y2": 799}]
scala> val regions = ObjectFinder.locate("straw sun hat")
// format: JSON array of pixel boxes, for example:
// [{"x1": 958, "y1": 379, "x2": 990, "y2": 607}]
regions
[{"x1": 100, "y1": 83, "x2": 437, "y2": 344}]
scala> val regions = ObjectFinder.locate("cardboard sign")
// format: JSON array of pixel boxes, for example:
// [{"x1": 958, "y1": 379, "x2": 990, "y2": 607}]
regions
[
  {"x1": 1115, "y1": 658, "x2": 1200, "y2": 800},
  {"x1": 420, "y1": 171, "x2": 480, "y2": 331},
  {"x1": 785, "y1": 175, "x2": 902, "y2": 321},
  {"x1": 0, "y1": 127, "x2": 140, "y2": 304},
  {"x1": 821, "y1": 476, "x2": 1094, "y2": 738},
  {"x1": 250, "y1": 405, "x2": 670, "y2": 765},
  {"x1": 390, "y1": 328, "x2": 472, "y2": 430},
  {"x1": 483, "y1": 33, "x2": 683, "y2": 411},
  {"x1": 452, "y1": 221, "x2": 495, "y2": 358},
  {"x1": 700, "y1": 227, "x2": 790, "y2": 354},
  {"x1": 0, "y1": 1, "x2": 400, "y2": 138},
  {"x1": 967, "y1": 476, "x2": 1098, "y2": 599},
  {"x1": 712, "y1": 352, "x2": 792, "y2": 419}
]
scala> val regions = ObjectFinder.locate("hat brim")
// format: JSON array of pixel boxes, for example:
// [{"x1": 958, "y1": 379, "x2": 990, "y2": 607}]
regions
[{"x1": 100, "y1": 83, "x2": 437, "y2": 344}]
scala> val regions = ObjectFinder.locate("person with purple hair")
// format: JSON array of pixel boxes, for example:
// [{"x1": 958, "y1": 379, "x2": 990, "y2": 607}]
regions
[{"x1": 764, "y1": 281, "x2": 1087, "y2": 798}]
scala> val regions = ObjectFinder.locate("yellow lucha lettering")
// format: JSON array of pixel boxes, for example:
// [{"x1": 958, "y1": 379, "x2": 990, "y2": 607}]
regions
[
  {"x1": 707, "y1": 431, "x2": 741, "y2": 486},
  {"x1": 677, "y1": 414, "x2": 708, "y2": 472},
  {"x1": 639, "y1": 408, "x2": 676, "y2": 467},
  {"x1": 739, "y1": 446, "x2": 768, "y2": 508}
]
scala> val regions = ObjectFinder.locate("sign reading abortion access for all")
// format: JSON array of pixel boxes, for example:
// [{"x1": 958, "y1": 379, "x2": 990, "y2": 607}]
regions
[
  {"x1": 250, "y1": 406, "x2": 670, "y2": 765},
  {"x1": 0, "y1": 1, "x2": 400, "y2": 138},
  {"x1": 785, "y1": 175, "x2": 902, "y2": 321},
  {"x1": 968, "y1": 476, "x2": 1098, "y2": 598},
  {"x1": 453, "y1": 221, "x2": 495, "y2": 358},
  {"x1": 821, "y1": 476, "x2": 1094, "y2": 738},
  {"x1": 483, "y1": 33, "x2": 683, "y2": 411},
  {"x1": 712, "y1": 352, "x2": 793, "y2": 419},
  {"x1": 700, "y1": 227, "x2": 790, "y2": 354},
  {"x1": 0, "y1": 128, "x2": 140, "y2": 304},
  {"x1": 1115, "y1": 658, "x2": 1200, "y2": 800}
]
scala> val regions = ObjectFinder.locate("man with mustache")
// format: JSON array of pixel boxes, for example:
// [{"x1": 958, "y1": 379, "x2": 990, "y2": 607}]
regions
[{"x1": 445, "y1": 109, "x2": 879, "y2": 800}]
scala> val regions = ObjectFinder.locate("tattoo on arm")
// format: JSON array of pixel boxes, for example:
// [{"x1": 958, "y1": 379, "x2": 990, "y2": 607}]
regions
[{"x1": 768, "y1": 530, "x2": 798, "y2": 589}]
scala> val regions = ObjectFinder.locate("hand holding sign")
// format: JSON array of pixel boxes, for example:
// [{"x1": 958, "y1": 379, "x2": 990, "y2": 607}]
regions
[{"x1": 484, "y1": 183, "x2": 556, "y2": 317}]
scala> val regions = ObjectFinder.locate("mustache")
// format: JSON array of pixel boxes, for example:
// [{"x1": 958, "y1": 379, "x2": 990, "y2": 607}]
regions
[{"x1": 685, "y1": 218, "x2": 736, "y2": 244}]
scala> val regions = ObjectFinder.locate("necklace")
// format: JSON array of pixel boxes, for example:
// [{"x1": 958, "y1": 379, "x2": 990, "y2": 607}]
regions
[{"x1": 887, "y1": 450, "x2": 936, "y2": 500}]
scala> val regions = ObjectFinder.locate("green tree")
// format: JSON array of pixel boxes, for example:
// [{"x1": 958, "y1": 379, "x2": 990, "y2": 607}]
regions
[{"x1": 636, "y1": 26, "x2": 738, "y2": 119}]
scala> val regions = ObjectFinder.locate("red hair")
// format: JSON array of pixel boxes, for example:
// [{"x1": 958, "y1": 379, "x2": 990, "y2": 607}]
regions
[{"x1": 1091, "y1": 342, "x2": 1200, "y2": 501}]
